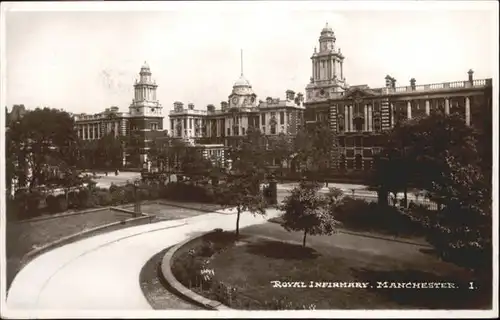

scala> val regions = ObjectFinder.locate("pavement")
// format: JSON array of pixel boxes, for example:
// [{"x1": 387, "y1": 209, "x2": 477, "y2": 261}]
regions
[
  {"x1": 5, "y1": 207, "x2": 281, "y2": 313},
  {"x1": 94, "y1": 172, "x2": 141, "y2": 189}
]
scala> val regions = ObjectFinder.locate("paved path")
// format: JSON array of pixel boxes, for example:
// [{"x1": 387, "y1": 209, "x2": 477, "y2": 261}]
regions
[{"x1": 6, "y1": 208, "x2": 280, "y2": 313}]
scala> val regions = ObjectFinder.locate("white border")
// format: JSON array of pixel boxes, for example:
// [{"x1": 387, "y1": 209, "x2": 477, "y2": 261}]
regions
[{"x1": 1, "y1": 1, "x2": 498, "y2": 319}]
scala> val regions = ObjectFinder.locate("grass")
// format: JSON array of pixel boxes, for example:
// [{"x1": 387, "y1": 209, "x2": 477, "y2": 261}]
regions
[
  {"x1": 6, "y1": 208, "x2": 135, "y2": 290},
  {"x1": 203, "y1": 222, "x2": 491, "y2": 309},
  {"x1": 121, "y1": 203, "x2": 216, "y2": 220},
  {"x1": 139, "y1": 247, "x2": 203, "y2": 310}
]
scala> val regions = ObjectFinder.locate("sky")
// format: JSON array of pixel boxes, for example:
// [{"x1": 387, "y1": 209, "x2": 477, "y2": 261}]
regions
[{"x1": 2, "y1": 1, "x2": 498, "y2": 128}]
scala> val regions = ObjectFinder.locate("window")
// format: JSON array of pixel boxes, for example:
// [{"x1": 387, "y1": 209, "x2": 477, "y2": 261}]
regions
[
  {"x1": 150, "y1": 122, "x2": 158, "y2": 131},
  {"x1": 183, "y1": 119, "x2": 187, "y2": 128},
  {"x1": 355, "y1": 155, "x2": 363, "y2": 170},
  {"x1": 242, "y1": 127, "x2": 246, "y2": 135},
  {"x1": 227, "y1": 128, "x2": 231, "y2": 136},
  {"x1": 189, "y1": 119, "x2": 192, "y2": 129},
  {"x1": 234, "y1": 127, "x2": 239, "y2": 136},
  {"x1": 270, "y1": 125, "x2": 276, "y2": 135},
  {"x1": 170, "y1": 120, "x2": 174, "y2": 131},
  {"x1": 261, "y1": 114, "x2": 266, "y2": 125},
  {"x1": 280, "y1": 111, "x2": 284, "y2": 125},
  {"x1": 354, "y1": 136, "x2": 362, "y2": 147},
  {"x1": 339, "y1": 137, "x2": 345, "y2": 147},
  {"x1": 262, "y1": 126, "x2": 266, "y2": 134}
]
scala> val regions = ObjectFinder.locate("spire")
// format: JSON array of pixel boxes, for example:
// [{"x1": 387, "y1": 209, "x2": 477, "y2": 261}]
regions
[{"x1": 240, "y1": 49, "x2": 243, "y2": 76}]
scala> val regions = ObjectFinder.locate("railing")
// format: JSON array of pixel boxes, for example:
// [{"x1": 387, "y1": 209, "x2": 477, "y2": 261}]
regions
[
  {"x1": 169, "y1": 109, "x2": 208, "y2": 116},
  {"x1": 380, "y1": 78, "x2": 491, "y2": 95}
]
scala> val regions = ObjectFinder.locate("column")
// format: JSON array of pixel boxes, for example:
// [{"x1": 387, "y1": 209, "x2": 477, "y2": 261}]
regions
[
  {"x1": 390, "y1": 103, "x2": 395, "y2": 128},
  {"x1": 465, "y1": 97, "x2": 471, "y2": 126},
  {"x1": 340, "y1": 62, "x2": 344, "y2": 79},
  {"x1": 349, "y1": 105, "x2": 353, "y2": 132},
  {"x1": 445, "y1": 98, "x2": 450, "y2": 115},
  {"x1": 312, "y1": 61, "x2": 315, "y2": 80},
  {"x1": 407, "y1": 101, "x2": 412, "y2": 119},
  {"x1": 364, "y1": 105, "x2": 368, "y2": 131},
  {"x1": 425, "y1": 100, "x2": 430, "y2": 115},
  {"x1": 368, "y1": 105, "x2": 373, "y2": 131},
  {"x1": 344, "y1": 105, "x2": 348, "y2": 132},
  {"x1": 333, "y1": 58, "x2": 336, "y2": 78}
]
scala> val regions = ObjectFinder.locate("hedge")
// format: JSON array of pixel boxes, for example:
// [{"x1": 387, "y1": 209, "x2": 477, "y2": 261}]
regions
[{"x1": 7, "y1": 180, "x2": 222, "y2": 221}]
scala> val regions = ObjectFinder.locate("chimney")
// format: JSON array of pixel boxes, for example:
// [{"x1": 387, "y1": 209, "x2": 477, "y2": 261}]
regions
[
  {"x1": 174, "y1": 101, "x2": 185, "y2": 112},
  {"x1": 391, "y1": 78, "x2": 396, "y2": 89},
  {"x1": 468, "y1": 69, "x2": 474, "y2": 83},
  {"x1": 295, "y1": 92, "x2": 304, "y2": 105},
  {"x1": 410, "y1": 78, "x2": 416, "y2": 90},
  {"x1": 188, "y1": 103, "x2": 195, "y2": 110},
  {"x1": 207, "y1": 104, "x2": 215, "y2": 113},
  {"x1": 220, "y1": 101, "x2": 228, "y2": 111},
  {"x1": 266, "y1": 97, "x2": 273, "y2": 104},
  {"x1": 286, "y1": 89, "x2": 295, "y2": 101}
]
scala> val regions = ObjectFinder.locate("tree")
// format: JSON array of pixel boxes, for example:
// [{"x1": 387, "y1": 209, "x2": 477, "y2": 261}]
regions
[
  {"x1": 374, "y1": 112, "x2": 491, "y2": 272},
  {"x1": 6, "y1": 107, "x2": 79, "y2": 192},
  {"x1": 278, "y1": 180, "x2": 340, "y2": 247},
  {"x1": 216, "y1": 127, "x2": 268, "y2": 237},
  {"x1": 267, "y1": 133, "x2": 293, "y2": 178},
  {"x1": 96, "y1": 133, "x2": 125, "y2": 170},
  {"x1": 293, "y1": 123, "x2": 336, "y2": 185}
]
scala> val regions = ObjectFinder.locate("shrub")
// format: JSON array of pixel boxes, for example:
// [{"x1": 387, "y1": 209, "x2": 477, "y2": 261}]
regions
[
  {"x1": 46, "y1": 195, "x2": 59, "y2": 213},
  {"x1": 96, "y1": 190, "x2": 113, "y2": 206},
  {"x1": 76, "y1": 188, "x2": 95, "y2": 208},
  {"x1": 67, "y1": 191, "x2": 80, "y2": 209},
  {"x1": 162, "y1": 182, "x2": 216, "y2": 203},
  {"x1": 55, "y1": 194, "x2": 68, "y2": 212},
  {"x1": 26, "y1": 191, "x2": 43, "y2": 216},
  {"x1": 110, "y1": 187, "x2": 126, "y2": 205}
]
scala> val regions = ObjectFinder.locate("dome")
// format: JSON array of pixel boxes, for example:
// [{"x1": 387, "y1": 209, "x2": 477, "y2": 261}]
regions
[
  {"x1": 321, "y1": 22, "x2": 333, "y2": 33},
  {"x1": 140, "y1": 61, "x2": 150, "y2": 72},
  {"x1": 233, "y1": 75, "x2": 251, "y2": 87}
]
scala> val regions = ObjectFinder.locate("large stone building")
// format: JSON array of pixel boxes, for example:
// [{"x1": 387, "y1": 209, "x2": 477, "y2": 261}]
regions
[
  {"x1": 304, "y1": 23, "x2": 493, "y2": 175},
  {"x1": 74, "y1": 62, "x2": 166, "y2": 167},
  {"x1": 168, "y1": 54, "x2": 305, "y2": 148}
]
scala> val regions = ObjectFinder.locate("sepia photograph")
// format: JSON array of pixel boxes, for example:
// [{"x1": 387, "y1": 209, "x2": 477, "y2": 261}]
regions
[{"x1": 1, "y1": 1, "x2": 498, "y2": 318}]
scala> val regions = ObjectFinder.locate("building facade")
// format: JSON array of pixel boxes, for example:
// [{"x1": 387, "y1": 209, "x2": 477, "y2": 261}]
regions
[
  {"x1": 304, "y1": 24, "x2": 493, "y2": 175},
  {"x1": 74, "y1": 62, "x2": 165, "y2": 167},
  {"x1": 169, "y1": 70, "x2": 305, "y2": 147}
]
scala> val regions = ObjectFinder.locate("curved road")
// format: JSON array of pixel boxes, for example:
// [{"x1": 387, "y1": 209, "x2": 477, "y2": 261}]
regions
[{"x1": 6, "y1": 208, "x2": 280, "y2": 313}]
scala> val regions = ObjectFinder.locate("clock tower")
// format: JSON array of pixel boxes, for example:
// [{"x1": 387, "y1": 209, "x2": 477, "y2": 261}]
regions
[{"x1": 305, "y1": 23, "x2": 348, "y2": 103}]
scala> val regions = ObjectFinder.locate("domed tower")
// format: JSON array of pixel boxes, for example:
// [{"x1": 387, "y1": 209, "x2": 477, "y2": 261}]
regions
[
  {"x1": 128, "y1": 62, "x2": 164, "y2": 168},
  {"x1": 228, "y1": 50, "x2": 258, "y2": 110},
  {"x1": 306, "y1": 23, "x2": 347, "y2": 103}
]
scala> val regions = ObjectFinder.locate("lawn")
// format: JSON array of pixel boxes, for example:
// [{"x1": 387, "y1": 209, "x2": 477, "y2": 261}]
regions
[
  {"x1": 121, "y1": 202, "x2": 216, "y2": 220},
  {"x1": 205, "y1": 222, "x2": 491, "y2": 309},
  {"x1": 6, "y1": 208, "x2": 134, "y2": 290}
]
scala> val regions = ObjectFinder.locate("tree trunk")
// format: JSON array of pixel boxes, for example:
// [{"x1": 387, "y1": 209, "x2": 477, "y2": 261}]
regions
[
  {"x1": 303, "y1": 229, "x2": 307, "y2": 247},
  {"x1": 236, "y1": 206, "x2": 241, "y2": 238},
  {"x1": 403, "y1": 185, "x2": 408, "y2": 208}
]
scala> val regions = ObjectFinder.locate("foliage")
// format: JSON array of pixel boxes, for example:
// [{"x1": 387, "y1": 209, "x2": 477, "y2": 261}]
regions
[
  {"x1": 373, "y1": 112, "x2": 492, "y2": 272},
  {"x1": 278, "y1": 180, "x2": 340, "y2": 247},
  {"x1": 293, "y1": 123, "x2": 335, "y2": 182},
  {"x1": 162, "y1": 182, "x2": 217, "y2": 203},
  {"x1": 216, "y1": 127, "x2": 268, "y2": 237},
  {"x1": 6, "y1": 107, "x2": 80, "y2": 192}
]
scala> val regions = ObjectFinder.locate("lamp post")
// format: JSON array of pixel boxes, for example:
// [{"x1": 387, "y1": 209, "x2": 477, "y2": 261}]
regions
[{"x1": 134, "y1": 179, "x2": 141, "y2": 217}]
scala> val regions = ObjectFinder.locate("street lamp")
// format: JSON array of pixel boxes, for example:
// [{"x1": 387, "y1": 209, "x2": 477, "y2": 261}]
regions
[{"x1": 134, "y1": 179, "x2": 141, "y2": 217}]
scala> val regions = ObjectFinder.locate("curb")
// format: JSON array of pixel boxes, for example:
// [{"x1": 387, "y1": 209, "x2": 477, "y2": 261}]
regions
[
  {"x1": 20, "y1": 213, "x2": 153, "y2": 266},
  {"x1": 160, "y1": 233, "x2": 233, "y2": 310}
]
